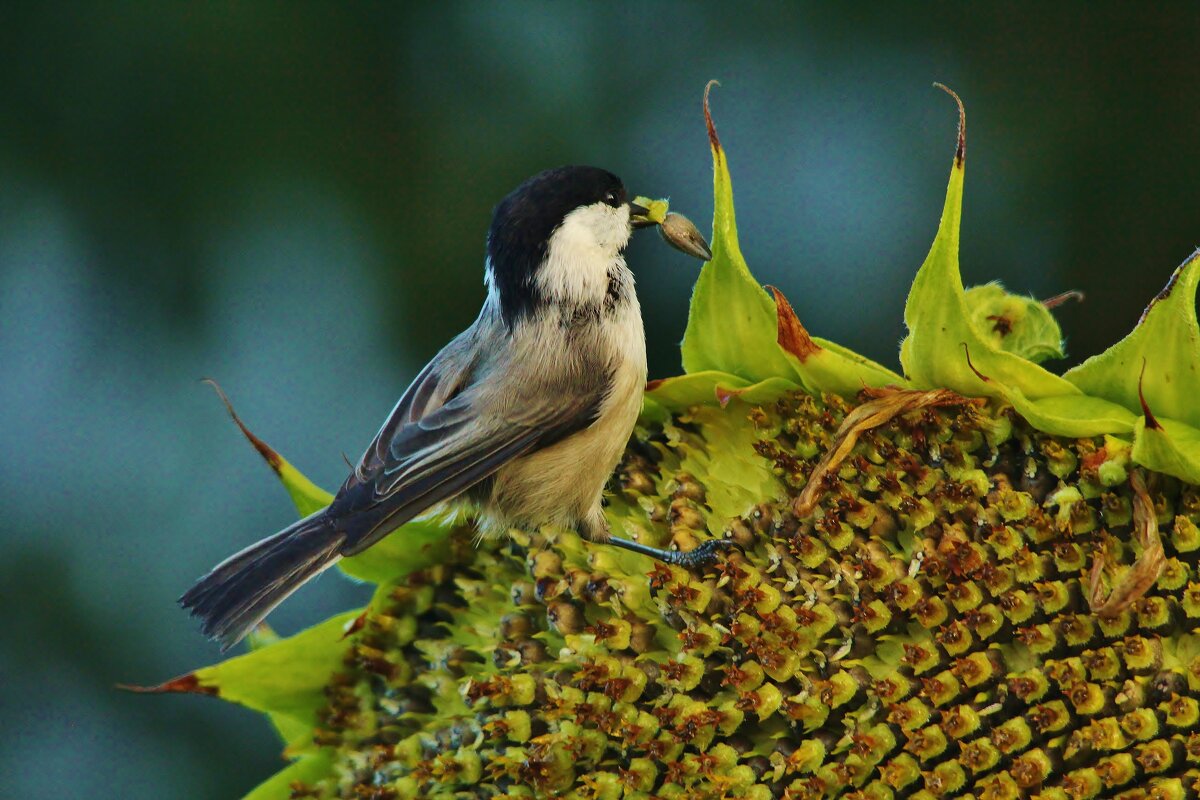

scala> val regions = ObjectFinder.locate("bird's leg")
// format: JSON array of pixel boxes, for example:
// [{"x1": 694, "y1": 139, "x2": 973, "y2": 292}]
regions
[
  {"x1": 577, "y1": 509, "x2": 736, "y2": 569},
  {"x1": 606, "y1": 535, "x2": 737, "y2": 568}
]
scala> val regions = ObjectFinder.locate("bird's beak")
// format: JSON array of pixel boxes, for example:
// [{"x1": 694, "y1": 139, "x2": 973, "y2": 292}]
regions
[
  {"x1": 628, "y1": 201, "x2": 656, "y2": 229},
  {"x1": 627, "y1": 196, "x2": 713, "y2": 262}
]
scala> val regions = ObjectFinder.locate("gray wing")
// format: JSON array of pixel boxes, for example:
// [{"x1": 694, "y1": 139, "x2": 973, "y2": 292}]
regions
[
  {"x1": 353, "y1": 319, "x2": 491, "y2": 479},
  {"x1": 334, "y1": 329, "x2": 609, "y2": 555},
  {"x1": 353, "y1": 358, "x2": 458, "y2": 480}
]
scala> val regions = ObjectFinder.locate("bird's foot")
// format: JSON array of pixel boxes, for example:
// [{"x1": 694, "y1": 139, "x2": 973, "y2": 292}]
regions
[
  {"x1": 668, "y1": 537, "x2": 740, "y2": 568},
  {"x1": 606, "y1": 535, "x2": 739, "y2": 569}
]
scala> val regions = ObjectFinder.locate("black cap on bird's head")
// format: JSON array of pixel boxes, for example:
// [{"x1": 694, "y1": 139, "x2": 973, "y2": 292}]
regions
[{"x1": 486, "y1": 166, "x2": 649, "y2": 326}]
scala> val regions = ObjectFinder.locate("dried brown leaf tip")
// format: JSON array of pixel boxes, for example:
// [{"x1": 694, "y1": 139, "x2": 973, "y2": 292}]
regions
[
  {"x1": 204, "y1": 378, "x2": 284, "y2": 475},
  {"x1": 340, "y1": 611, "x2": 369, "y2": 640},
  {"x1": 704, "y1": 79, "x2": 721, "y2": 153},
  {"x1": 644, "y1": 377, "x2": 668, "y2": 392},
  {"x1": 769, "y1": 286, "x2": 821, "y2": 363},
  {"x1": 1089, "y1": 469, "x2": 1165, "y2": 618},
  {"x1": 714, "y1": 384, "x2": 750, "y2": 408},
  {"x1": 117, "y1": 672, "x2": 218, "y2": 697},
  {"x1": 1138, "y1": 360, "x2": 1162, "y2": 430},
  {"x1": 793, "y1": 388, "x2": 982, "y2": 517},
  {"x1": 933, "y1": 82, "x2": 965, "y2": 166},
  {"x1": 1138, "y1": 256, "x2": 1191, "y2": 325},
  {"x1": 1042, "y1": 289, "x2": 1085, "y2": 309},
  {"x1": 962, "y1": 342, "x2": 991, "y2": 383}
]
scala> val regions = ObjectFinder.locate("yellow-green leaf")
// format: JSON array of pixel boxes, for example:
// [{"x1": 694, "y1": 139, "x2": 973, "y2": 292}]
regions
[
  {"x1": 898, "y1": 91, "x2": 1079, "y2": 402},
  {"x1": 679, "y1": 83, "x2": 795, "y2": 382},
  {"x1": 128, "y1": 611, "x2": 360, "y2": 752},
  {"x1": 196, "y1": 611, "x2": 360, "y2": 748},
  {"x1": 770, "y1": 286, "x2": 908, "y2": 395},
  {"x1": 646, "y1": 371, "x2": 799, "y2": 412},
  {"x1": 1131, "y1": 415, "x2": 1200, "y2": 485},
  {"x1": 993, "y1": 382, "x2": 1137, "y2": 439},
  {"x1": 1064, "y1": 250, "x2": 1200, "y2": 429},
  {"x1": 341, "y1": 517, "x2": 454, "y2": 584}
]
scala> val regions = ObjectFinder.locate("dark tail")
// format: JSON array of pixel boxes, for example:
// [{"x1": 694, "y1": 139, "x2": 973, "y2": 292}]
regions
[{"x1": 179, "y1": 511, "x2": 345, "y2": 650}]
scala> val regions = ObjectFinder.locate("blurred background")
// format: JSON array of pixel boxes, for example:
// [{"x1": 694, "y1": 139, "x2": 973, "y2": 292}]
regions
[{"x1": 2, "y1": 3, "x2": 1198, "y2": 797}]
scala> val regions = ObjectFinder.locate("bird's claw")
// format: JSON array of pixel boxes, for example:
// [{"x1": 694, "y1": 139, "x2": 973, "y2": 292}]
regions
[{"x1": 670, "y1": 537, "x2": 740, "y2": 569}]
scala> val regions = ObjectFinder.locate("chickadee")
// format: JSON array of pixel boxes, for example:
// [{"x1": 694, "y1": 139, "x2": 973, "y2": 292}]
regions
[{"x1": 181, "y1": 166, "x2": 721, "y2": 649}]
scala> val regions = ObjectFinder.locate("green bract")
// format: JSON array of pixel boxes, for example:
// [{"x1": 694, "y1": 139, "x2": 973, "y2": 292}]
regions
[
  {"x1": 962, "y1": 283, "x2": 1066, "y2": 364},
  {"x1": 143, "y1": 85, "x2": 1200, "y2": 799}
]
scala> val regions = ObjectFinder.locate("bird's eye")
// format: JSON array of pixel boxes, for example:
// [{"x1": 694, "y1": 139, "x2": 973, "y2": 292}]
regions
[{"x1": 604, "y1": 190, "x2": 620, "y2": 208}]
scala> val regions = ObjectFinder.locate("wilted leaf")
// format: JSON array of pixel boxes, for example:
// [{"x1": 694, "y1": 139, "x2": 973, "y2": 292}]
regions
[
  {"x1": 792, "y1": 388, "x2": 982, "y2": 517},
  {"x1": 1088, "y1": 469, "x2": 1164, "y2": 617}
]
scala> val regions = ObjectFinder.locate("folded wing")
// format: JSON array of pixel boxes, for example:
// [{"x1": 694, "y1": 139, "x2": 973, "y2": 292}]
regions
[{"x1": 334, "y1": 353, "x2": 610, "y2": 555}]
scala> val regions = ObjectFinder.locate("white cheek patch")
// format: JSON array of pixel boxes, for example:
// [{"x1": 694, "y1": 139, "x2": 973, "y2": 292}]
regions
[{"x1": 536, "y1": 203, "x2": 632, "y2": 305}]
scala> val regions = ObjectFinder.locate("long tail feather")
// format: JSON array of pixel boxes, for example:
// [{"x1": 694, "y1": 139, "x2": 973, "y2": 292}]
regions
[{"x1": 179, "y1": 511, "x2": 345, "y2": 650}]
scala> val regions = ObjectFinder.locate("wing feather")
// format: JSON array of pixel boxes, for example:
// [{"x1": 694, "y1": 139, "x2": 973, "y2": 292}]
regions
[
  {"x1": 334, "y1": 332, "x2": 611, "y2": 555},
  {"x1": 355, "y1": 328, "x2": 482, "y2": 479}
]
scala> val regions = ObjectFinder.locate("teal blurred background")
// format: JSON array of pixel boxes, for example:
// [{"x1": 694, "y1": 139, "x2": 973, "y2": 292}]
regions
[{"x1": 2, "y1": 4, "x2": 1198, "y2": 797}]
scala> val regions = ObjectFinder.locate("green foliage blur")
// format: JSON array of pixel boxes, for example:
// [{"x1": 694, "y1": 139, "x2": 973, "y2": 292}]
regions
[{"x1": 2, "y1": 4, "x2": 1198, "y2": 798}]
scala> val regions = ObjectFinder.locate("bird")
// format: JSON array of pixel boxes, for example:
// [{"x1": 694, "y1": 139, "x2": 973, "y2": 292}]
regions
[{"x1": 180, "y1": 165, "x2": 721, "y2": 649}]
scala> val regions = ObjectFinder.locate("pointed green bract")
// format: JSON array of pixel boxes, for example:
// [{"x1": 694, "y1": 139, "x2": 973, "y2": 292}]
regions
[
  {"x1": 647, "y1": 370, "x2": 753, "y2": 409},
  {"x1": 776, "y1": 334, "x2": 908, "y2": 396},
  {"x1": 1131, "y1": 417, "x2": 1200, "y2": 485},
  {"x1": 893, "y1": 110, "x2": 1200, "y2": 484},
  {"x1": 675, "y1": 89, "x2": 906, "y2": 401},
  {"x1": 195, "y1": 611, "x2": 362, "y2": 751},
  {"x1": 963, "y1": 283, "x2": 1066, "y2": 363},
  {"x1": 340, "y1": 518, "x2": 453, "y2": 583},
  {"x1": 244, "y1": 623, "x2": 281, "y2": 651},
  {"x1": 273, "y1": 456, "x2": 332, "y2": 517},
  {"x1": 1065, "y1": 250, "x2": 1200, "y2": 429},
  {"x1": 679, "y1": 90, "x2": 796, "y2": 382},
  {"x1": 900, "y1": 161, "x2": 1079, "y2": 401}
]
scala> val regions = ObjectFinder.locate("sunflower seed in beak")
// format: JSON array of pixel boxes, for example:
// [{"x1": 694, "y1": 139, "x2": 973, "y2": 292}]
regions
[{"x1": 659, "y1": 212, "x2": 712, "y2": 261}]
